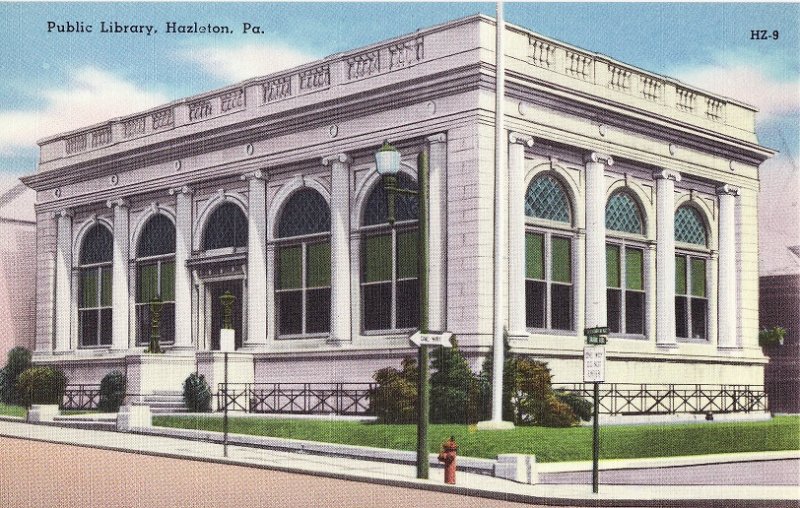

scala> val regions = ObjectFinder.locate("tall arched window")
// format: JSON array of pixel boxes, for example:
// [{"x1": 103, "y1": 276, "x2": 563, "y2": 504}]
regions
[
  {"x1": 605, "y1": 191, "x2": 646, "y2": 336},
  {"x1": 276, "y1": 189, "x2": 331, "y2": 337},
  {"x1": 203, "y1": 202, "x2": 248, "y2": 250},
  {"x1": 78, "y1": 224, "x2": 113, "y2": 347},
  {"x1": 135, "y1": 214, "x2": 176, "y2": 345},
  {"x1": 525, "y1": 174, "x2": 573, "y2": 330},
  {"x1": 674, "y1": 205, "x2": 708, "y2": 340},
  {"x1": 361, "y1": 173, "x2": 419, "y2": 332}
]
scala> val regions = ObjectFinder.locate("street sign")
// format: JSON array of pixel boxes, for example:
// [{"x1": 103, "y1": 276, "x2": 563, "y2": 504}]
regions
[
  {"x1": 409, "y1": 330, "x2": 453, "y2": 348},
  {"x1": 586, "y1": 335, "x2": 608, "y2": 345},
  {"x1": 584, "y1": 326, "x2": 609, "y2": 336},
  {"x1": 583, "y1": 345, "x2": 606, "y2": 383}
]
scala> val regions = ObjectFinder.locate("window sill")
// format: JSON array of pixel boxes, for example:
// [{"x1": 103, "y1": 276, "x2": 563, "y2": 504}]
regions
[
  {"x1": 276, "y1": 333, "x2": 330, "y2": 341},
  {"x1": 676, "y1": 337, "x2": 711, "y2": 344},
  {"x1": 609, "y1": 333, "x2": 647, "y2": 341},
  {"x1": 526, "y1": 328, "x2": 578, "y2": 337},
  {"x1": 361, "y1": 328, "x2": 415, "y2": 338}
]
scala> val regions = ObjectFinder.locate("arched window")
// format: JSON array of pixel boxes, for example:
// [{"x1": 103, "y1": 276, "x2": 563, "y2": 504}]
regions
[
  {"x1": 276, "y1": 189, "x2": 331, "y2": 337},
  {"x1": 605, "y1": 191, "x2": 645, "y2": 336},
  {"x1": 78, "y1": 224, "x2": 113, "y2": 347},
  {"x1": 674, "y1": 205, "x2": 708, "y2": 340},
  {"x1": 135, "y1": 214, "x2": 176, "y2": 345},
  {"x1": 361, "y1": 173, "x2": 419, "y2": 332},
  {"x1": 524, "y1": 174, "x2": 573, "y2": 331},
  {"x1": 202, "y1": 202, "x2": 248, "y2": 250}
]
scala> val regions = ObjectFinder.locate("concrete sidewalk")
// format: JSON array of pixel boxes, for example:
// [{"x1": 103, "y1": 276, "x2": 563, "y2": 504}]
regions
[{"x1": 0, "y1": 418, "x2": 797, "y2": 507}]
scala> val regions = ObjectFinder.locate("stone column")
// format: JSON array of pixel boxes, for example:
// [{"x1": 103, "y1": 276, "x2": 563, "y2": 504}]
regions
[
  {"x1": 323, "y1": 153, "x2": 353, "y2": 343},
  {"x1": 427, "y1": 133, "x2": 448, "y2": 332},
  {"x1": 654, "y1": 169, "x2": 681, "y2": 348},
  {"x1": 107, "y1": 199, "x2": 130, "y2": 351},
  {"x1": 583, "y1": 152, "x2": 613, "y2": 330},
  {"x1": 507, "y1": 132, "x2": 534, "y2": 338},
  {"x1": 169, "y1": 186, "x2": 194, "y2": 351},
  {"x1": 717, "y1": 184, "x2": 740, "y2": 349},
  {"x1": 54, "y1": 209, "x2": 74, "y2": 352},
  {"x1": 241, "y1": 170, "x2": 268, "y2": 349}
]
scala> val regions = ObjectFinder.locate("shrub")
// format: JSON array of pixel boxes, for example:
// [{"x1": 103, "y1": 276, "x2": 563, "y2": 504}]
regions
[
  {"x1": 183, "y1": 373, "x2": 212, "y2": 412},
  {"x1": 16, "y1": 366, "x2": 67, "y2": 406},
  {"x1": 554, "y1": 390, "x2": 593, "y2": 422},
  {"x1": 0, "y1": 347, "x2": 32, "y2": 404},
  {"x1": 511, "y1": 358, "x2": 578, "y2": 427},
  {"x1": 98, "y1": 371, "x2": 127, "y2": 412},
  {"x1": 430, "y1": 339, "x2": 482, "y2": 424},
  {"x1": 369, "y1": 357, "x2": 418, "y2": 423},
  {"x1": 759, "y1": 326, "x2": 787, "y2": 347}
]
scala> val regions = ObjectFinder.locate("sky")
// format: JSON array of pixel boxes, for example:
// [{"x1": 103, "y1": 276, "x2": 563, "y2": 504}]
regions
[{"x1": 0, "y1": 2, "x2": 798, "y2": 268}]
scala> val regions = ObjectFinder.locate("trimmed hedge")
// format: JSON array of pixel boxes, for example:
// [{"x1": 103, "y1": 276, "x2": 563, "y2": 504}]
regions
[
  {"x1": 0, "y1": 347, "x2": 32, "y2": 405},
  {"x1": 183, "y1": 373, "x2": 212, "y2": 412},
  {"x1": 16, "y1": 366, "x2": 67, "y2": 406},
  {"x1": 99, "y1": 371, "x2": 127, "y2": 412}
]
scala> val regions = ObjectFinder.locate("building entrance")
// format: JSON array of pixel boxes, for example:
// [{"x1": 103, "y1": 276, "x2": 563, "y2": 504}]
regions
[{"x1": 209, "y1": 280, "x2": 243, "y2": 351}]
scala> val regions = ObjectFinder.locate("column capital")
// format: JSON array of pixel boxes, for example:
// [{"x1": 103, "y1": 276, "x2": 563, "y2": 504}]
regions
[
  {"x1": 426, "y1": 132, "x2": 447, "y2": 144},
  {"x1": 168, "y1": 185, "x2": 194, "y2": 196},
  {"x1": 240, "y1": 169, "x2": 266, "y2": 181},
  {"x1": 508, "y1": 132, "x2": 534, "y2": 147},
  {"x1": 106, "y1": 198, "x2": 130, "y2": 209},
  {"x1": 716, "y1": 184, "x2": 740, "y2": 196},
  {"x1": 584, "y1": 152, "x2": 614, "y2": 166},
  {"x1": 322, "y1": 153, "x2": 352, "y2": 166},
  {"x1": 51, "y1": 208, "x2": 74, "y2": 220},
  {"x1": 653, "y1": 169, "x2": 682, "y2": 182}
]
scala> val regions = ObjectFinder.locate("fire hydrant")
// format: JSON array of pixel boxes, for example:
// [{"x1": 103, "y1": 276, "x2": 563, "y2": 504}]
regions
[{"x1": 437, "y1": 436, "x2": 458, "y2": 484}]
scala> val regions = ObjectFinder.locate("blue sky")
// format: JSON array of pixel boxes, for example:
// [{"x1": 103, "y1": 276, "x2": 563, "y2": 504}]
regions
[{"x1": 0, "y1": 2, "x2": 798, "y2": 178}]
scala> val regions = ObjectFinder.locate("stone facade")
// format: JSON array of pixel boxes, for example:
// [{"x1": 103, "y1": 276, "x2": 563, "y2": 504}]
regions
[{"x1": 22, "y1": 16, "x2": 773, "y2": 394}]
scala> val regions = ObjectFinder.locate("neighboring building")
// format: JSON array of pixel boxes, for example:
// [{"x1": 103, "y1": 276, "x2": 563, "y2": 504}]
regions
[
  {"x1": 21, "y1": 16, "x2": 773, "y2": 406},
  {"x1": 0, "y1": 180, "x2": 37, "y2": 361}
]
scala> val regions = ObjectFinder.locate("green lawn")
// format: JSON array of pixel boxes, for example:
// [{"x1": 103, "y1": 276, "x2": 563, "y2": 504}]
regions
[
  {"x1": 152, "y1": 415, "x2": 800, "y2": 463},
  {"x1": 0, "y1": 403, "x2": 26, "y2": 418}
]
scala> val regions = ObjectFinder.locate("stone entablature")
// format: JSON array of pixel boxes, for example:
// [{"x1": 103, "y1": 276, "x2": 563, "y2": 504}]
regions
[{"x1": 36, "y1": 15, "x2": 757, "y2": 167}]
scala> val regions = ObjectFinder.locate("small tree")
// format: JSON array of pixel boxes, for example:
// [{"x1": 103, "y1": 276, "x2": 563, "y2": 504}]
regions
[
  {"x1": 16, "y1": 366, "x2": 67, "y2": 406},
  {"x1": 0, "y1": 347, "x2": 32, "y2": 405},
  {"x1": 369, "y1": 357, "x2": 418, "y2": 423},
  {"x1": 182, "y1": 373, "x2": 212, "y2": 412},
  {"x1": 513, "y1": 359, "x2": 578, "y2": 427},
  {"x1": 98, "y1": 371, "x2": 127, "y2": 412},
  {"x1": 430, "y1": 339, "x2": 482, "y2": 423}
]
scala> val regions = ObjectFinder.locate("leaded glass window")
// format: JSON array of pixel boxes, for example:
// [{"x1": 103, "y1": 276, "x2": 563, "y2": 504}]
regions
[
  {"x1": 525, "y1": 174, "x2": 571, "y2": 223},
  {"x1": 606, "y1": 243, "x2": 645, "y2": 335},
  {"x1": 361, "y1": 176, "x2": 420, "y2": 332},
  {"x1": 203, "y1": 202, "x2": 248, "y2": 250},
  {"x1": 606, "y1": 192, "x2": 644, "y2": 235},
  {"x1": 276, "y1": 189, "x2": 331, "y2": 337},
  {"x1": 525, "y1": 231, "x2": 573, "y2": 330},
  {"x1": 135, "y1": 215, "x2": 176, "y2": 345},
  {"x1": 675, "y1": 254, "x2": 708, "y2": 340},
  {"x1": 674, "y1": 206, "x2": 707, "y2": 245},
  {"x1": 78, "y1": 224, "x2": 113, "y2": 347}
]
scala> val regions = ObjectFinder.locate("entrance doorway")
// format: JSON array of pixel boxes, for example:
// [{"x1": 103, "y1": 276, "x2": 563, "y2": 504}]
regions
[{"x1": 209, "y1": 280, "x2": 243, "y2": 351}]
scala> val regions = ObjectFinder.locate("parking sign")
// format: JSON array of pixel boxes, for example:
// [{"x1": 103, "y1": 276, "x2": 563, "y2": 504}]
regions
[{"x1": 583, "y1": 346, "x2": 605, "y2": 383}]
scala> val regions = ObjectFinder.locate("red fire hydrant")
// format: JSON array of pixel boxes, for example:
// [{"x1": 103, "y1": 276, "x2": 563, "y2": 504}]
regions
[{"x1": 437, "y1": 436, "x2": 458, "y2": 484}]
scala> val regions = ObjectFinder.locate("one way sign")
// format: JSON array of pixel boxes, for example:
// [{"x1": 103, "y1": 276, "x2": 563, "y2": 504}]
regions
[{"x1": 409, "y1": 331, "x2": 454, "y2": 348}]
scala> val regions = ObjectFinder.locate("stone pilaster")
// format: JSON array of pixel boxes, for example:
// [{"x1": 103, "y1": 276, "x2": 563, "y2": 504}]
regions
[
  {"x1": 106, "y1": 199, "x2": 130, "y2": 351},
  {"x1": 717, "y1": 184, "x2": 740, "y2": 349},
  {"x1": 54, "y1": 209, "x2": 74, "y2": 352},
  {"x1": 168, "y1": 186, "x2": 194, "y2": 350},
  {"x1": 654, "y1": 169, "x2": 682, "y2": 348},
  {"x1": 323, "y1": 153, "x2": 353, "y2": 343},
  {"x1": 427, "y1": 133, "x2": 448, "y2": 332},
  {"x1": 584, "y1": 152, "x2": 613, "y2": 330},
  {"x1": 241, "y1": 170, "x2": 268, "y2": 349},
  {"x1": 508, "y1": 132, "x2": 534, "y2": 338}
]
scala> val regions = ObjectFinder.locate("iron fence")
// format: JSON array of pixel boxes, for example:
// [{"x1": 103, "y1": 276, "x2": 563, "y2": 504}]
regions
[
  {"x1": 61, "y1": 384, "x2": 102, "y2": 410},
  {"x1": 553, "y1": 383, "x2": 768, "y2": 415},
  {"x1": 216, "y1": 383, "x2": 376, "y2": 415}
]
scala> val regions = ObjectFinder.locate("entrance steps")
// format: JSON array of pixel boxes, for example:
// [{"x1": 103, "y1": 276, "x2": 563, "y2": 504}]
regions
[{"x1": 139, "y1": 391, "x2": 187, "y2": 413}]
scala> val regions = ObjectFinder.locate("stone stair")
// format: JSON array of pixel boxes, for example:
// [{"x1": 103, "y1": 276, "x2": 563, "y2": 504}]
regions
[{"x1": 140, "y1": 391, "x2": 188, "y2": 414}]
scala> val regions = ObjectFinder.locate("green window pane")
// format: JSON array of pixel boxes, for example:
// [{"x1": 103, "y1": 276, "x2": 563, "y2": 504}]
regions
[
  {"x1": 138, "y1": 263, "x2": 158, "y2": 303},
  {"x1": 279, "y1": 246, "x2": 302, "y2": 289},
  {"x1": 100, "y1": 267, "x2": 112, "y2": 307},
  {"x1": 362, "y1": 234, "x2": 391, "y2": 283},
  {"x1": 307, "y1": 242, "x2": 331, "y2": 288},
  {"x1": 160, "y1": 261, "x2": 175, "y2": 301},
  {"x1": 526, "y1": 233, "x2": 544, "y2": 280},
  {"x1": 626, "y1": 248, "x2": 644, "y2": 290},
  {"x1": 396, "y1": 231, "x2": 419, "y2": 279},
  {"x1": 691, "y1": 258, "x2": 706, "y2": 297},
  {"x1": 81, "y1": 269, "x2": 98, "y2": 308},
  {"x1": 675, "y1": 255, "x2": 687, "y2": 295},
  {"x1": 551, "y1": 237, "x2": 572, "y2": 283},
  {"x1": 606, "y1": 244, "x2": 620, "y2": 288}
]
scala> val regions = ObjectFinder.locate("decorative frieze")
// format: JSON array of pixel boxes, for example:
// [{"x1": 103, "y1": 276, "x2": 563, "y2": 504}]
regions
[
  {"x1": 565, "y1": 51, "x2": 593, "y2": 81},
  {"x1": 347, "y1": 50, "x2": 380, "y2": 80},
  {"x1": 388, "y1": 37, "x2": 424, "y2": 70},
  {"x1": 123, "y1": 116, "x2": 146, "y2": 138},
  {"x1": 151, "y1": 108, "x2": 174, "y2": 130},
  {"x1": 640, "y1": 76, "x2": 663, "y2": 102},
  {"x1": 528, "y1": 36, "x2": 556, "y2": 69},
  {"x1": 608, "y1": 65, "x2": 632, "y2": 92},
  {"x1": 188, "y1": 100, "x2": 213, "y2": 122},
  {"x1": 676, "y1": 87, "x2": 697, "y2": 113},
  {"x1": 299, "y1": 65, "x2": 330, "y2": 91},
  {"x1": 65, "y1": 134, "x2": 87, "y2": 155},
  {"x1": 220, "y1": 88, "x2": 245, "y2": 112},
  {"x1": 264, "y1": 76, "x2": 292, "y2": 103}
]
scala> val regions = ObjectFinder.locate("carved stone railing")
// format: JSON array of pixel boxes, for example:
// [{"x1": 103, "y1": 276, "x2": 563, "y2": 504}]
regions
[
  {"x1": 220, "y1": 88, "x2": 245, "y2": 112},
  {"x1": 640, "y1": 76, "x2": 664, "y2": 103},
  {"x1": 347, "y1": 50, "x2": 381, "y2": 80},
  {"x1": 528, "y1": 36, "x2": 556, "y2": 70},
  {"x1": 299, "y1": 65, "x2": 330, "y2": 91},
  {"x1": 123, "y1": 116, "x2": 146, "y2": 138},
  {"x1": 151, "y1": 108, "x2": 174, "y2": 130},
  {"x1": 565, "y1": 50, "x2": 593, "y2": 81},
  {"x1": 263, "y1": 76, "x2": 292, "y2": 103},
  {"x1": 676, "y1": 87, "x2": 697, "y2": 113},
  {"x1": 608, "y1": 65, "x2": 632, "y2": 92},
  {"x1": 64, "y1": 134, "x2": 87, "y2": 155},
  {"x1": 388, "y1": 37, "x2": 424, "y2": 70}
]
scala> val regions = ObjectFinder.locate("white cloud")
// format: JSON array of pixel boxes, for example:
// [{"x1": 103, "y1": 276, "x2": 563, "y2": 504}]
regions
[
  {"x1": 0, "y1": 67, "x2": 169, "y2": 155},
  {"x1": 179, "y1": 42, "x2": 319, "y2": 82}
]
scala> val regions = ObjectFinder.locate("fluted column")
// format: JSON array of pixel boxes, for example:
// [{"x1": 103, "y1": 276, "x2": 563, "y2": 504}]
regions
[
  {"x1": 584, "y1": 152, "x2": 613, "y2": 330},
  {"x1": 323, "y1": 153, "x2": 353, "y2": 343},
  {"x1": 54, "y1": 209, "x2": 74, "y2": 352},
  {"x1": 107, "y1": 199, "x2": 130, "y2": 351},
  {"x1": 169, "y1": 186, "x2": 194, "y2": 350},
  {"x1": 654, "y1": 169, "x2": 681, "y2": 348},
  {"x1": 508, "y1": 132, "x2": 534, "y2": 338},
  {"x1": 717, "y1": 184, "x2": 740, "y2": 349},
  {"x1": 241, "y1": 170, "x2": 268, "y2": 349},
  {"x1": 427, "y1": 133, "x2": 448, "y2": 332}
]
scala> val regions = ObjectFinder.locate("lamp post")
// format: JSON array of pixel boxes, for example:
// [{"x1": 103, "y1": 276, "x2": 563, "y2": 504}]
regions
[
  {"x1": 147, "y1": 296, "x2": 164, "y2": 354},
  {"x1": 219, "y1": 290, "x2": 236, "y2": 458},
  {"x1": 375, "y1": 140, "x2": 430, "y2": 479}
]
